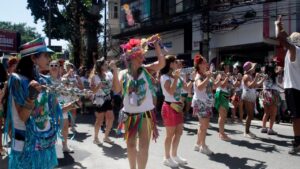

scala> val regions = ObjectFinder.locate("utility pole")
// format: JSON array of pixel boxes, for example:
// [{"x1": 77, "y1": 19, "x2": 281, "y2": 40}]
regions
[
  {"x1": 103, "y1": 0, "x2": 107, "y2": 58},
  {"x1": 48, "y1": 0, "x2": 52, "y2": 46},
  {"x1": 201, "y1": 0, "x2": 210, "y2": 60}
]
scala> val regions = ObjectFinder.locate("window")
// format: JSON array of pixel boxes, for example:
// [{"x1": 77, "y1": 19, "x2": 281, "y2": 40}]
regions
[
  {"x1": 109, "y1": 2, "x2": 118, "y2": 19},
  {"x1": 113, "y1": 3, "x2": 118, "y2": 19},
  {"x1": 176, "y1": 0, "x2": 183, "y2": 13}
]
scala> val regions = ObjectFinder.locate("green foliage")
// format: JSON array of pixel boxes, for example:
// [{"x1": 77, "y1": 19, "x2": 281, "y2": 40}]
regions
[
  {"x1": 26, "y1": 0, "x2": 104, "y2": 68},
  {"x1": 0, "y1": 21, "x2": 41, "y2": 44}
]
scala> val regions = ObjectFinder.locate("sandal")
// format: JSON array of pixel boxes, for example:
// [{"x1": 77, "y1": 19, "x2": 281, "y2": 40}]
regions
[
  {"x1": 219, "y1": 134, "x2": 231, "y2": 141},
  {"x1": 103, "y1": 137, "x2": 114, "y2": 144}
]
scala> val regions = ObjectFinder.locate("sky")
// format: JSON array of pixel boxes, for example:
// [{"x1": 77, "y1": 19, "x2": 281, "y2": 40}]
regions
[{"x1": 0, "y1": 0, "x2": 68, "y2": 50}]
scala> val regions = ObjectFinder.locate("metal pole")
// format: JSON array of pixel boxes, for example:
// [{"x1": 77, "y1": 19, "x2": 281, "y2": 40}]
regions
[
  {"x1": 103, "y1": 0, "x2": 107, "y2": 58},
  {"x1": 201, "y1": 0, "x2": 209, "y2": 60},
  {"x1": 48, "y1": 0, "x2": 52, "y2": 46}
]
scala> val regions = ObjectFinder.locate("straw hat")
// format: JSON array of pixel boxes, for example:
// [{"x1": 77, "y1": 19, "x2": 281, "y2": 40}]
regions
[{"x1": 243, "y1": 61, "x2": 257, "y2": 73}]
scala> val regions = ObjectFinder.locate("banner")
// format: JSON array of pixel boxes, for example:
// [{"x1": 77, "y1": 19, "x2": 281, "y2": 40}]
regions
[{"x1": 0, "y1": 29, "x2": 19, "y2": 52}]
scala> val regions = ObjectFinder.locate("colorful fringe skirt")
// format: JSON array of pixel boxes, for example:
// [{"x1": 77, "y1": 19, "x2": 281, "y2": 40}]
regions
[
  {"x1": 9, "y1": 146, "x2": 58, "y2": 169},
  {"x1": 117, "y1": 110, "x2": 158, "y2": 142}
]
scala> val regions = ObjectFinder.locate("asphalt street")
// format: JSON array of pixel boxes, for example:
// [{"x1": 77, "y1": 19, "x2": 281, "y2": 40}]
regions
[{"x1": 1, "y1": 113, "x2": 299, "y2": 169}]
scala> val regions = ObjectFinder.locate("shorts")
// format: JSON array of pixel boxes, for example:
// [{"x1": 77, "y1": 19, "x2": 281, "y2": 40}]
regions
[
  {"x1": 192, "y1": 99, "x2": 212, "y2": 118},
  {"x1": 161, "y1": 102, "x2": 183, "y2": 127},
  {"x1": 242, "y1": 89, "x2": 257, "y2": 103},
  {"x1": 94, "y1": 99, "x2": 113, "y2": 113},
  {"x1": 231, "y1": 90, "x2": 242, "y2": 103},
  {"x1": 285, "y1": 88, "x2": 300, "y2": 118}
]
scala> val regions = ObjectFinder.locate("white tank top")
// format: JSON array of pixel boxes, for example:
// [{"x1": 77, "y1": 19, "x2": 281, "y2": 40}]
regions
[{"x1": 123, "y1": 71, "x2": 154, "y2": 113}]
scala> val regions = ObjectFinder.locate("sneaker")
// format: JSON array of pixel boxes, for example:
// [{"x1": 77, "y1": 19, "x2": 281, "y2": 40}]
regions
[
  {"x1": 172, "y1": 156, "x2": 187, "y2": 165},
  {"x1": 93, "y1": 139, "x2": 102, "y2": 145},
  {"x1": 194, "y1": 144, "x2": 200, "y2": 151},
  {"x1": 261, "y1": 128, "x2": 268, "y2": 133},
  {"x1": 200, "y1": 145, "x2": 213, "y2": 155},
  {"x1": 267, "y1": 129, "x2": 278, "y2": 135},
  {"x1": 103, "y1": 137, "x2": 114, "y2": 144},
  {"x1": 163, "y1": 158, "x2": 179, "y2": 167},
  {"x1": 289, "y1": 144, "x2": 300, "y2": 155},
  {"x1": 244, "y1": 132, "x2": 256, "y2": 139},
  {"x1": 62, "y1": 146, "x2": 74, "y2": 153}
]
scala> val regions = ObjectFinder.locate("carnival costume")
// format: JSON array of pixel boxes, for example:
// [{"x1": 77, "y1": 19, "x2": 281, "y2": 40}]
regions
[
  {"x1": 4, "y1": 38, "x2": 63, "y2": 169},
  {"x1": 91, "y1": 65, "x2": 113, "y2": 112},
  {"x1": 215, "y1": 87, "x2": 230, "y2": 112},
  {"x1": 5, "y1": 73, "x2": 63, "y2": 169},
  {"x1": 192, "y1": 75, "x2": 214, "y2": 118},
  {"x1": 241, "y1": 78, "x2": 257, "y2": 103},
  {"x1": 259, "y1": 78, "x2": 280, "y2": 107},
  {"x1": 117, "y1": 38, "x2": 159, "y2": 142},
  {"x1": 161, "y1": 74, "x2": 184, "y2": 126},
  {"x1": 214, "y1": 60, "x2": 231, "y2": 112}
]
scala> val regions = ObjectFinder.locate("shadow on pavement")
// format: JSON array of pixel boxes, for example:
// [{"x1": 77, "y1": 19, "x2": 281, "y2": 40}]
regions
[
  {"x1": 276, "y1": 133, "x2": 294, "y2": 140},
  {"x1": 209, "y1": 153, "x2": 267, "y2": 169},
  {"x1": 72, "y1": 132, "x2": 92, "y2": 143},
  {"x1": 57, "y1": 153, "x2": 87, "y2": 169},
  {"x1": 0, "y1": 155, "x2": 8, "y2": 169},
  {"x1": 183, "y1": 126, "x2": 212, "y2": 136},
  {"x1": 75, "y1": 114, "x2": 94, "y2": 125},
  {"x1": 255, "y1": 137, "x2": 292, "y2": 147},
  {"x1": 101, "y1": 143, "x2": 127, "y2": 160},
  {"x1": 208, "y1": 125, "x2": 243, "y2": 135},
  {"x1": 230, "y1": 139, "x2": 279, "y2": 153}
]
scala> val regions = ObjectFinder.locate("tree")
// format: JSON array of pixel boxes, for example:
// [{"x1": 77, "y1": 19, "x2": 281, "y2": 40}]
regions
[
  {"x1": 27, "y1": 0, "x2": 103, "y2": 68},
  {"x1": 0, "y1": 21, "x2": 41, "y2": 45}
]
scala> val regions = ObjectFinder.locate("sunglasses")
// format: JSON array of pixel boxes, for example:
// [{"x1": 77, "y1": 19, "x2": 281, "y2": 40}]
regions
[{"x1": 50, "y1": 64, "x2": 59, "y2": 68}]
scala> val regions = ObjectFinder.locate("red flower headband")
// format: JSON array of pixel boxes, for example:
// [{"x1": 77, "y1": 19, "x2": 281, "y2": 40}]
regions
[
  {"x1": 194, "y1": 54, "x2": 204, "y2": 65},
  {"x1": 120, "y1": 38, "x2": 148, "y2": 60}
]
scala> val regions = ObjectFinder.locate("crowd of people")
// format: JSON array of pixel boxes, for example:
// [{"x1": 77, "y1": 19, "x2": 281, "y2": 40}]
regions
[{"x1": 0, "y1": 16, "x2": 299, "y2": 169}]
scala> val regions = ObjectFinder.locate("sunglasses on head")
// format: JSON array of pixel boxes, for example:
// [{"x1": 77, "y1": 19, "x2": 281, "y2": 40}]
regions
[{"x1": 50, "y1": 64, "x2": 59, "y2": 68}]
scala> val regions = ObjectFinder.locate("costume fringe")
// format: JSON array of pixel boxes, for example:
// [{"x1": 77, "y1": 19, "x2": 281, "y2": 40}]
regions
[{"x1": 117, "y1": 110, "x2": 159, "y2": 142}]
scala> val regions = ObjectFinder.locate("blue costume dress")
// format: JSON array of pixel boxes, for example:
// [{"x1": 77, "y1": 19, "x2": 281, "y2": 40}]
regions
[{"x1": 5, "y1": 73, "x2": 63, "y2": 169}]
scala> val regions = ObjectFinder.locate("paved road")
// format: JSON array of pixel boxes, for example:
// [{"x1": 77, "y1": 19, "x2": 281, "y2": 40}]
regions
[{"x1": 1, "y1": 113, "x2": 300, "y2": 169}]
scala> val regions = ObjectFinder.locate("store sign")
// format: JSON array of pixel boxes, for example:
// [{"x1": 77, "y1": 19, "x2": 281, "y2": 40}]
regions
[
  {"x1": 0, "y1": 30, "x2": 19, "y2": 52},
  {"x1": 210, "y1": 15, "x2": 244, "y2": 33},
  {"x1": 163, "y1": 42, "x2": 172, "y2": 48}
]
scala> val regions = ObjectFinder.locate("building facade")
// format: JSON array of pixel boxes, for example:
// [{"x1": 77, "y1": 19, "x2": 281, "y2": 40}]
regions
[{"x1": 112, "y1": 0, "x2": 300, "y2": 67}]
